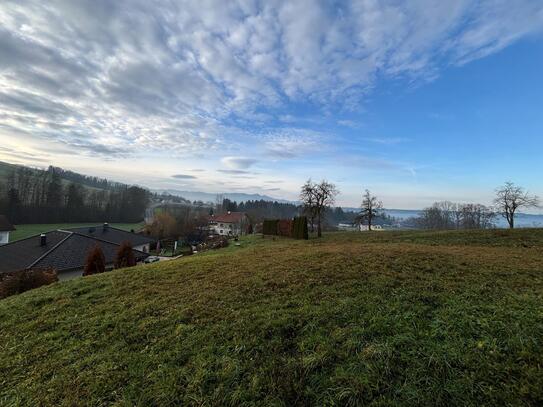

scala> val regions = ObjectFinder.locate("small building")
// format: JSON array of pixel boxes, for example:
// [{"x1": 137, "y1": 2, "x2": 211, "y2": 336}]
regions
[
  {"x1": 209, "y1": 211, "x2": 250, "y2": 236},
  {"x1": 359, "y1": 224, "x2": 383, "y2": 231},
  {"x1": 0, "y1": 225, "x2": 154, "y2": 280},
  {"x1": 0, "y1": 215, "x2": 15, "y2": 245},
  {"x1": 338, "y1": 222, "x2": 358, "y2": 231}
]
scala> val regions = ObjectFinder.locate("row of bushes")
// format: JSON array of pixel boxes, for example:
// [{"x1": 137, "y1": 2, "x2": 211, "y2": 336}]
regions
[
  {"x1": 262, "y1": 216, "x2": 309, "y2": 240},
  {"x1": 0, "y1": 268, "x2": 58, "y2": 299}
]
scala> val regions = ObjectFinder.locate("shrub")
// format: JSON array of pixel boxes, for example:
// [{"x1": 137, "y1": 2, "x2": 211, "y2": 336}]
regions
[
  {"x1": 263, "y1": 219, "x2": 279, "y2": 235},
  {"x1": 114, "y1": 241, "x2": 136, "y2": 269},
  {"x1": 292, "y1": 216, "x2": 309, "y2": 240},
  {"x1": 0, "y1": 268, "x2": 58, "y2": 299},
  {"x1": 83, "y1": 245, "x2": 106, "y2": 276}
]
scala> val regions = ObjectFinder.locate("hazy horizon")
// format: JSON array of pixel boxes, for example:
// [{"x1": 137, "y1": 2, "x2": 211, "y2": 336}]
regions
[{"x1": 1, "y1": 1, "x2": 542, "y2": 209}]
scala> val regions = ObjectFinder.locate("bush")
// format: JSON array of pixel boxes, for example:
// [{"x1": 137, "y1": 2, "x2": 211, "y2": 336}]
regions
[
  {"x1": 114, "y1": 241, "x2": 136, "y2": 269},
  {"x1": 292, "y1": 216, "x2": 309, "y2": 240},
  {"x1": 0, "y1": 268, "x2": 58, "y2": 299},
  {"x1": 83, "y1": 245, "x2": 106, "y2": 276}
]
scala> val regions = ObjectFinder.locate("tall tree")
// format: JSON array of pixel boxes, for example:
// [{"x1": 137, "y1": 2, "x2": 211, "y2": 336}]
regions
[
  {"x1": 46, "y1": 168, "x2": 63, "y2": 207},
  {"x1": 66, "y1": 183, "x2": 85, "y2": 221},
  {"x1": 300, "y1": 179, "x2": 338, "y2": 237},
  {"x1": 494, "y1": 182, "x2": 539, "y2": 228},
  {"x1": 357, "y1": 189, "x2": 383, "y2": 231}
]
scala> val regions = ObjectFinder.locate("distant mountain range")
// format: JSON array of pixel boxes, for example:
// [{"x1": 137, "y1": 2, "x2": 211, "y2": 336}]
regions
[{"x1": 153, "y1": 189, "x2": 293, "y2": 204}]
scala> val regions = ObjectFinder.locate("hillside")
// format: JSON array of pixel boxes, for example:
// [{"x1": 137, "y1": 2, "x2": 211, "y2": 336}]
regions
[
  {"x1": 1, "y1": 229, "x2": 543, "y2": 405},
  {"x1": 0, "y1": 160, "x2": 121, "y2": 192}
]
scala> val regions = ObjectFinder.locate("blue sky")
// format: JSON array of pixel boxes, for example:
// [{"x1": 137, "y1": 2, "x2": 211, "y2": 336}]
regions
[{"x1": 0, "y1": 1, "x2": 542, "y2": 209}]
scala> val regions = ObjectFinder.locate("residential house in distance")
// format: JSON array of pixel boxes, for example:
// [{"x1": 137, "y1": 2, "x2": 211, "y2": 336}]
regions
[
  {"x1": 359, "y1": 224, "x2": 383, "y2": 231},
  {"x1": 337, "y1": 222, "x2": 358, "y2": 231},
  {"x1": 0, "y1": 215, "x2": 15, "y2": 245},
  {"x1": 0, "y1": 224, "x2": 154, "y2": 280},
  {"x1": 209, "y1": 211, "x2": 250, "y2": 236}
]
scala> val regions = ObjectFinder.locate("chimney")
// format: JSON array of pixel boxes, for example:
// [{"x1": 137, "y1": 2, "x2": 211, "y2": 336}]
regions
[
  {"x1": 103, "y1": 222, "x2": 109, "y2": 232},
  {"x1": 40, "y1": 234, "x2": 46, "y2": 246}
]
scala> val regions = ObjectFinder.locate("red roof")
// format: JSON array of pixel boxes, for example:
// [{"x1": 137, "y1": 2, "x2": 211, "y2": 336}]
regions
[{"x1": 211, "y1": 212, "x2": 246, "y2": 223}]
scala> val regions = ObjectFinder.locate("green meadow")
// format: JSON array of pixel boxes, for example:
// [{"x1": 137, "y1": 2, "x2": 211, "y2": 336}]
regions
[{"x1": 1, "y1": 229, "x2": 542, "y2": 406}]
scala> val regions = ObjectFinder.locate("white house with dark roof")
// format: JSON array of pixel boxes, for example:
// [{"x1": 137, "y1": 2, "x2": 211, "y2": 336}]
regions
[{"x1": 0, "y1": 215, "x2": 15, "y2": 245}]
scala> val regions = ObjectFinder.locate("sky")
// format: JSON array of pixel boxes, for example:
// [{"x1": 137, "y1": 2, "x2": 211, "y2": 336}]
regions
[{"x1": 0, "y1": 0, "x2": 542, "y2": 210}]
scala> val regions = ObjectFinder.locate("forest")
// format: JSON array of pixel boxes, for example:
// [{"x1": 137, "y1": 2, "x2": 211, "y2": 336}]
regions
[{"x1": 0, "y1": 166, "x2": 149, "y2": 224}]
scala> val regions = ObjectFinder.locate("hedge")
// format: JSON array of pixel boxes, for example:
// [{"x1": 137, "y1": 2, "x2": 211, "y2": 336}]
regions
[
  {"x1": 292, "y1": 216, "x2": 309, "y2": 240},
  {"x1": 263, "y1": 219, "x2": 279, "y2": 235}
]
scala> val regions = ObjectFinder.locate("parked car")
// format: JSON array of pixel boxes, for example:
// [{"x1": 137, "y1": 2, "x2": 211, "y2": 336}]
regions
[{"x1": 144, "y1": 256, "x2": 160, "y2": 264}]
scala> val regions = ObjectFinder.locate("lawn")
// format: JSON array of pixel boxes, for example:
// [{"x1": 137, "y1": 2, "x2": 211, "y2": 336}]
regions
[
  {"x1": 10, "y1": 222, "x2": 145, "y2": 241},
  {"x1": 1, "y1": 229, "x2": 542, "y2": 405}
]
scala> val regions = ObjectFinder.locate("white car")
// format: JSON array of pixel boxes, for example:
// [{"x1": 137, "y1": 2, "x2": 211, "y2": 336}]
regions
[{"x1": 144, "y1": 256, "x2": 160, "y2": 264}]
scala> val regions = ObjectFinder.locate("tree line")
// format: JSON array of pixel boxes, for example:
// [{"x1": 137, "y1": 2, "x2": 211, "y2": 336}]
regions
[
  {"x1": 298, "y1": 179, "x2": 540, "y2": 236},
  {"x1": 0, "y1": 166, "x2": 149, "y2": 224}
]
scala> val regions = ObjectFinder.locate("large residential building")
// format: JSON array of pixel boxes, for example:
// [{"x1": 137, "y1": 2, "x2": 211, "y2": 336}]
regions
[
  {"x1": 209, "y1": 212, "x2": 250, "y2": 236},
  {"x1": 0, "y1": 224, "x2": 154, "y2": 280},
  {"x1": 0, "y1": 215, "x2": 15, "y2": 245}
]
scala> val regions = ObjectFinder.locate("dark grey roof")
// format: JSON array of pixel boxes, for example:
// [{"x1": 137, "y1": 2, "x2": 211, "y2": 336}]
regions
[
  {"x1": 0, "y1": 231, "x2": 148, "y2": 274},
  {"x1": 65, "y1": 225, "x2": 154, "y2": 246},
  {"x1": 0, "y1": 231, "x2": 70, "y2": 273},
  {"x1": 0, "y1": 215, "x2": 15, "y2": 232}
]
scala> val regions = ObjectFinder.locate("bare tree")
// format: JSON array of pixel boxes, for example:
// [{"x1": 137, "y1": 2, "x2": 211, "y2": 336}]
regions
[
  {"x1": 357, "y1": 189, "x2": 383, "y2": 231},
  {"x1": 300, "y1": 179, "x2": 338, "y2": 237},
  {"x1": 300, "y1": 180, "x2": 317, "y2": 232},
  {"x1": 494, "y1": 182, "x2": 539, "y2": 229}
]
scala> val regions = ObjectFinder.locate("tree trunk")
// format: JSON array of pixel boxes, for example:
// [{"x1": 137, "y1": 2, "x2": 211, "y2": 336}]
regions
[
  {"x1": 508, "y1": 210, "x2": 514, "y2": 229},
  {"x1": 317, "y1": 213, "x2": 322, "y2": 237},
  {"x1": 368, "y1": 214, "x2": 372, "y2": 231}
]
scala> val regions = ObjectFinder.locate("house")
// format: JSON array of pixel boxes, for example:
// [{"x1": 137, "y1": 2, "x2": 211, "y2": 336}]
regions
[
  {"x1": 0, "y1": 225, "x2": 153, "y2": 280},
  {"x1": 359, "y1": 224, "x2": 383, "y2": 231},
  {"x1": 66, "y1": 223, "x2": 154, "y2": 253},
  {"x1": 209, "y1": 211, "x2": 250, "y2": 236},
  {"x1": 0, "y1": 215, "x2": 15, "y2": 245}
]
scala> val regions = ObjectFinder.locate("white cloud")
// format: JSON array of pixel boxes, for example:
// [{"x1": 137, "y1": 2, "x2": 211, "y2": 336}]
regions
[
  {"x1": 221, "y1": 156, "x2": 257, "y2": 169},
  {"x1": 0, "y1": 0, "x2": 541, "y2": 163}
]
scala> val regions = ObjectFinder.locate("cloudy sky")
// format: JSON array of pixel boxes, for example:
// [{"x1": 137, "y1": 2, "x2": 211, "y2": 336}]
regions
[{"x1": 1, "y1": 0, "x2": 542, "y2": 209}]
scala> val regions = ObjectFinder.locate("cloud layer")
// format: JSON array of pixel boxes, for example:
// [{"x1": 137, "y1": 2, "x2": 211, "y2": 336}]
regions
[
  {"x1": 1, "y1": 0, "x2": 542, "y2": 159},
  {"x1": 0, "y1": 0, "x2": 542, "y2": 206}
]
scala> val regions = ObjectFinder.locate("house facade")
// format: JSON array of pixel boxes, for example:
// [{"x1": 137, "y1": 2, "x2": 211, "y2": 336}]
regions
[
  {"x1": 209, "y1": 212, "x2": 250, "y2": 236},
  {"x1": 0, "y1": 215, "x2": 15, "y2": 245}
]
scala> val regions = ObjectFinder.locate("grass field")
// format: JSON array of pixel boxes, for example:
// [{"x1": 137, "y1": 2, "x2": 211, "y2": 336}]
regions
[
  {"x1": 10, "y1": 222, "x2": 145, "y2": 241},
  {"x1": 1, "y1": 229, "x2": 543, "y2": 405}
]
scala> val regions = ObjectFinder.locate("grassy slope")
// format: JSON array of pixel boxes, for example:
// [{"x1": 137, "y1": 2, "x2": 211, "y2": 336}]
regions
[
  {"x1": 10, "y1": 223, "x2": 145, "y2": 241},
  {"x1": 1, "y1": 230, "x2": 543, "y2": 406}
]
